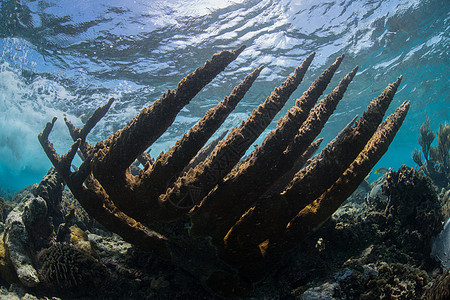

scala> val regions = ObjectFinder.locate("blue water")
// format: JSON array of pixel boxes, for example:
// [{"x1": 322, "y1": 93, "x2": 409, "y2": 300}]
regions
[{"x1": 0, "y1": 0, "x2": 448, "y2": 194}]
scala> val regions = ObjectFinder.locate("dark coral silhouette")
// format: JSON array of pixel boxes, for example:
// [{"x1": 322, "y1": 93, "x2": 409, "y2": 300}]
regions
[{"x1": 39, "y1": 46, "x2": 409, "y2": 296}]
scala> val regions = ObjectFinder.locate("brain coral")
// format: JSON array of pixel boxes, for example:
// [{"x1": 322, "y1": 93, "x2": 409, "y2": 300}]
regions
[{"x1": 38, "y1": 243, "x2": 106, "y2": 295}]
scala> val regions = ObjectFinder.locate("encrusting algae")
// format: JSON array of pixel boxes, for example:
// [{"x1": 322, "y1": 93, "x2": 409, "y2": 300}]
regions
[{"x1": 38, "y1": 46, "x2": 410, "y2": 297}]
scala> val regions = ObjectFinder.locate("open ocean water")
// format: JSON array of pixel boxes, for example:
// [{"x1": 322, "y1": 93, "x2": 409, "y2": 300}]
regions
[{"x1": 0, "y1": 0, "x2": 448, "y2": 194}]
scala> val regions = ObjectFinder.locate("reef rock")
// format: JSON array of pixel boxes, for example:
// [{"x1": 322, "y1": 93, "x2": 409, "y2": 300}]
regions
[
  {"x1": 3, "y1": 194, "x2": 47, "y2": 287},
  {"x1": 2, "y1": 168, "x2": 63, "y2": 287}
]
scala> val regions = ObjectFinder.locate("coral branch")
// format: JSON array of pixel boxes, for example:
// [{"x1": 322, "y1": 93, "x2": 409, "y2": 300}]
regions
[
  {"x1": 161, "y1": 52, "x2": 315, "y2": 222},
  {"x1": 271, "y1": 114, "x2": 358, "y2": 195},
  {"x1": 38, "y1": 117, "x2": 60, "y2": 166},
  {"x1": 137, "y1": 151, "x2": 154, "y2": 168},
  {"x1": 90, "y1": 46, "x2": 246, "y2": 196},
  {"x1": 38, "y1": 118, "x2": 172, "y2": 260},
  {"x1": 222, "y1": 76, "x2": 402, "y2": 260},
  {"x1": 64, "y1": 97, "x2": 115, "y2": 157},
  {"x1": 65, "y1": 98, "x2": 115, "y2": 142},
  {"x1": 73, "y1": 176, "x2": 171, "y2": 259},
  {"x1": 267, "y1": 137, "x2": 324, "y2": 195},
  {"x1": 267, "y1": 100, "x2": 410, "y2": 258},
  {"x1": 283, "y1": 76, "x2": 402, "y2": 203},
  {"x1": 191, "y1": 64, "x2": 357, "y2": 241},
  {"x1": 183, "y1": 130, "x2": 229, "y2": 174},
  {"x1": 124, "y1": 66, "x2": 263, "y2": 221}
]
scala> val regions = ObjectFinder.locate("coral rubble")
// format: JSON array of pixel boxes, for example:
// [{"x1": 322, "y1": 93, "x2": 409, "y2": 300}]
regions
[{"x1": 38, "y1": 46, "x2": 409, "y2": 296}]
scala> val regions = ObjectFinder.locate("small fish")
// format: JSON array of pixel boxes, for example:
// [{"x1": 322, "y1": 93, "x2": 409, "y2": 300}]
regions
[{"x1": 373, "y1": 167, "x2": 390, "y2": 175}]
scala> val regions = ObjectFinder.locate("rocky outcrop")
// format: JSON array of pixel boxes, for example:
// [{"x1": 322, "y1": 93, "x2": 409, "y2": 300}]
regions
[{"x1": 2, "y1": 168, "x2": 63, "y2": 287}]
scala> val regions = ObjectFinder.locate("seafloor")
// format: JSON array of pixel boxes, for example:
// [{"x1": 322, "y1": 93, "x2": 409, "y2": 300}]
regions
[{"x1": 0, "y1": 165, "x2": 449, "y2": 299}]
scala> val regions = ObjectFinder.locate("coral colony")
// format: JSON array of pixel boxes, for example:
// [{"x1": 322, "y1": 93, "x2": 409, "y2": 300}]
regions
[
  {"x1": 413, "y1": 119, "x2": 450, "y2": 188},
  {"x1": 38, "y1": 46, "x2": 410, "y2": 296}
]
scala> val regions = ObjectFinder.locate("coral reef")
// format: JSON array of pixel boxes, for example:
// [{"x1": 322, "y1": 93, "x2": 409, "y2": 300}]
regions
[
  {"x1": 0, "y1": 165, "x2": 445, "y2": 299},
  {"x1": 1, "y1": 168, "x2": 78, "y2": 288},
  {"x1": 413, "y1": 119, "x2": 450, "y2": 188},
  {"x1": 38, "y1": 46, "x2": 409, "y2": 296},
  {"x1": 0, "y1": 165, "x2": 108, "y2": 298},
  {"x1": 343, "y1": 262, "x2": 429, "y2": 299},
  {"x1": 3, "y1": 168, "x2": 69, "y2": 287},
  {"x1": 284, "y1": 165, "x2": 443, "y2": 299},
  {"x1": 381, "y1": 165, "x2": 443, "y2": 262},
  {"x1": 297, "y1": 261, "x2": 430, "y2": 300}
]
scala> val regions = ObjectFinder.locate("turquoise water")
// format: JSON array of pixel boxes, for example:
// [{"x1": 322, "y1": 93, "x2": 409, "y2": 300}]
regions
[{"x1": 0, "y1": 0, "x2": 448, "y2": 194}]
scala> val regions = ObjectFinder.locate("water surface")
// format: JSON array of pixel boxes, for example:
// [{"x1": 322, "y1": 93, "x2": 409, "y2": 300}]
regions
[{"x1": 0, "y1": 0, "x2": 448, "y2": 193}]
